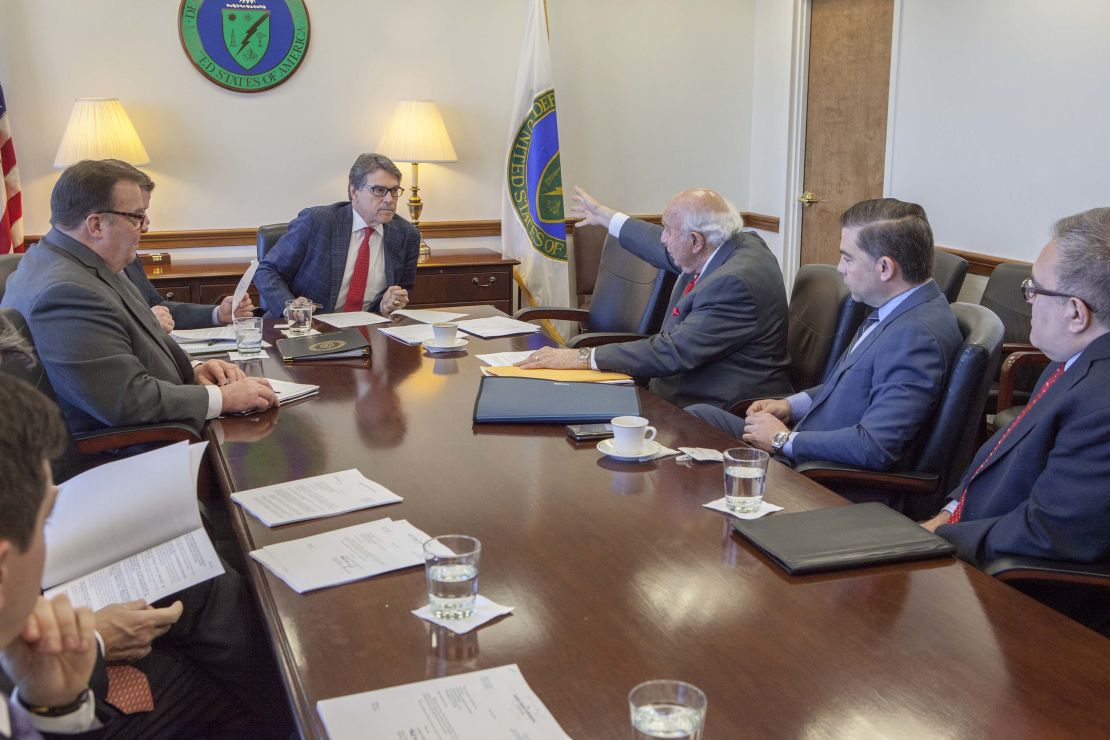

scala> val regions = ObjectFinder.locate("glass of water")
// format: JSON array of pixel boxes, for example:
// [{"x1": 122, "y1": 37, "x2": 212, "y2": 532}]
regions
[
  {"x1": 423, "y1": 535, "x2": 481, "y2": 619},
  {"x1": 629, "y1": 679, "x2": 707, "y2": 739},
  {"x1": 232, "y1": 316, "x2": 263, "y2": 355},
  {"x1": 723, "y1": 447, "x2": 770, "y2": 514}
]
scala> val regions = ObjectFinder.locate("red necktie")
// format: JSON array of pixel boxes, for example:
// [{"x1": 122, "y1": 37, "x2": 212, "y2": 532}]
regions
[
  {"x1": 949, "y1": 364, "x2": 1065, "y2": 523},
  {"x1": 106, "y1": 664, "x2": 154, "y2": 714},
  {"x1": 342, "y1": 227, "x2": 372, "y2": 312},
  {"x1": 672, "y1": 273, "x2": 699, "y2": 317}
]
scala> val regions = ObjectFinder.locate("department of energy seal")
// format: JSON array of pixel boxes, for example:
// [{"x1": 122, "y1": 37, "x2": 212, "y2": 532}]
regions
[
  {"x1": 507, "y1": 88, "x2": 567, "y2": 261},
  {"x1": 309, "y1": 339, "x2": 346, "y2": 352},
  {"x1": 179, "y1": 0, "x2": 310, "y2": 93}
]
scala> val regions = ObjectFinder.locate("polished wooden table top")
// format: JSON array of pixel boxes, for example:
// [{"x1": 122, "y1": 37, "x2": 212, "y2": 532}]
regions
[{"x1": 208, "y1": 306, "x2": 1110, "y2": 739}]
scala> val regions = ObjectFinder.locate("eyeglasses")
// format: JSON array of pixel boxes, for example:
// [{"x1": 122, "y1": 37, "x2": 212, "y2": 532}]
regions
[
  {"x1": 1021, "y1": 277, "x2": 1096, "y2": 312},
  {"x1": 357, "y1": 185, "x2": 405, "y2": 198},
  {"x1": 98, "y1": 209, "x2": 148, "y2": 228}
]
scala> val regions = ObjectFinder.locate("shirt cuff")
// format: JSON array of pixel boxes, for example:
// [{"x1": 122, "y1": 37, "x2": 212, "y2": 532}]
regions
[
  {"x1": 786, "y1": 392, "x2": 812, "y2": 422},
  {"x1": 781, "y1": 432, "x2": 799, "y2": 460},
  {"x1": 13, "y1": 688, "x2": 99, "y2": 733},
  {"x1": 943, "y1": 499, "x2": 959, "y2": 514},
  {"x1": 588, "y1": 349, "x2": 599, "y2": 370},
  {"x1": 211, "y1": 305, "x2": 222, "y2": 325},
  {"x1": 205, "y1": 385, "x2": 223, "y2": 419},
  {"x1": 608, "y1": 212, "x2": 630, "y2": 238}
]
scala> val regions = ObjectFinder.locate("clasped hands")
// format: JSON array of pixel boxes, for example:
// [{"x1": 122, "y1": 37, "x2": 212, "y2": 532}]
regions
[
  {"x1": 741, "y1": 398, "x2": 792, "y2": 452},
  {"x1": 194, "y1": 359, "x2": 278, "y2": 413}
]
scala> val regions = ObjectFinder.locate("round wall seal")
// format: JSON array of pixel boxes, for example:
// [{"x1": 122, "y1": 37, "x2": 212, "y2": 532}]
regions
[
  {"x1": 179, "y1": 0, "x2": 310, "y2": 93},
  {"x1": 507, "y1": 88, "x2": 567, "y2": 261}
]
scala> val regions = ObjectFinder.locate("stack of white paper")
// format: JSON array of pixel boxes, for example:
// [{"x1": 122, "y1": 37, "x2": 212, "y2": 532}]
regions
[
  {"x1": 250, "y1": 518, "x2": 432, "y2": 593},
  {"x1": 391, "y1": 308, "x2": 468, "y2": 323},
  {"x1": 378, "y1": 323, "x2": 437, "y2": 345},
  {"x1": 43, "y1": 442, "x2": 225, "y2": 611},
  {"x1": 266, "y1": 378, "x2": 320, "y2": 404},
  {"x1": 317, "y1": 664, "x2": 571, "y2": 740},
  {"x1": 172, "y1": 326, "x2": 271, "y2": 355},
  {"x1": 457, "y1": 316, "x2": 541, "y2": 338},
  {"x1": 476, "y1": 350, "x2": 535, "y2": 366},
  {"x1": 231, "y1": 469, "x2": 401, "y2": 527},
  {"x1": 315, "y1": 311, "x2": 392, "y2": 328}
]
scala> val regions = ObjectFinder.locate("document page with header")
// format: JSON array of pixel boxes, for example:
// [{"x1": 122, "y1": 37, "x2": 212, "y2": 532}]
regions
[
  {"x1": 42, "y1": 442, "x2": 224, "y2": 611},
  {"x1": 317, "y1": 664, "x2": 570, "y2": 740},
  {"x1": 231, "y1": 468, "x2": 402, "y2": 527}
]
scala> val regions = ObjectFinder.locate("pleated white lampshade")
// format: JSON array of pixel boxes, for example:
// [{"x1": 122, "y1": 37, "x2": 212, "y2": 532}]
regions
[
  {"x1": 376, "y1": 100, "x2": 457, "y2": 163},
  {"x1": 54, "y1": 98, "x2": 150, "y2": 168}
]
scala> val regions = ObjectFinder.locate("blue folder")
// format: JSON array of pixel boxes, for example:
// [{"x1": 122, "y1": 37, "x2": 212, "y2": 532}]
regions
[{"x1": 472, "y1": 376, "x2": 641, "y2": 424}]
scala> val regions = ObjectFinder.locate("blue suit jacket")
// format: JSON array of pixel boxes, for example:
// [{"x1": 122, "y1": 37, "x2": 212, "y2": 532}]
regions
[
  {"x1": 255, "y1": 202, "x2": 420, "y2": 318},
  {"x1": 593, "y1": 218, "x2": 791, "y2": 408},
  {"x1": 937, "y1": 332, "x2": 1110, "y2": 565},
  {"x1": 791, "y1": 280, "x2": 961, "y2": 469}
]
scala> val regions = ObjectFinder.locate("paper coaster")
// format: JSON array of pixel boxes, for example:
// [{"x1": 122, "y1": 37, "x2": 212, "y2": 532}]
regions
[
  {"x1": 412, "y1": 595, "x2": 513, "y2": 634},
  {"x1": 703, "y1": 497, "x2": 783, "y2": 519}
]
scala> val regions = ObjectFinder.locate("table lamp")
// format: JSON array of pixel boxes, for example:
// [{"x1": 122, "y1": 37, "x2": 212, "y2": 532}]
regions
[
  {"x1": 54, "y1": 98, "x2": 150, "y2": 168},
  {"x1": 376, "y1": 100, "x2": 457, "y2": 261}
]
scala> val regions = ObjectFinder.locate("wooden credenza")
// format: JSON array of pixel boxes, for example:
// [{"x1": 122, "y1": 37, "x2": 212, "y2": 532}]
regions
[{"x1": 143, "y1": 248, "x2": 519, "y2": 313}]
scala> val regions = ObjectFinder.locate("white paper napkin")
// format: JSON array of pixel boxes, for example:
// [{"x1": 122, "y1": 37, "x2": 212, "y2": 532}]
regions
[
  {"x1": 280, "y1": 328, "x2": 321, "y2": 338},
  {"x1": 676, "y1": 447, "x2": 724, "y2": 462},
  {"x1": 226, "y1": 351, "x2": 267, "y2": 361},
  {"x1": 411, "y1": 595, "x2": 514, "y2": 634},
  {"x1": 649, "y1": 444, "x2": 681, "y2": 460},
  {"x1": 702, "y1": 497, "x2": 783, "y2": 519}
]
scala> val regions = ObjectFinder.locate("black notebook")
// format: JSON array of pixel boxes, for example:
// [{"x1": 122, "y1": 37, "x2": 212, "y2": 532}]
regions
[
  {"x1": 731, "y1": 502, "x2": 955, "y2": 574},
  {"x1": 276, "y1": 327, "x2": 370, "y2": 362},
  {"x1": 473, "y1": 376, "x2": 641, "y2": 424}
]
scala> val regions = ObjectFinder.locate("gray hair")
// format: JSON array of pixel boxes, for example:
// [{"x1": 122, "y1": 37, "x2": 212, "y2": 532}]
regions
[
  {"x1": 348, "y1": 153, "x2": 402, "y2": 195},
  {"x1": 1052, "y1": 207, "x2": 1110, "y2": 321},
  {"x1": 671, "y1": 189, "x2": 743, "y2": 249}
]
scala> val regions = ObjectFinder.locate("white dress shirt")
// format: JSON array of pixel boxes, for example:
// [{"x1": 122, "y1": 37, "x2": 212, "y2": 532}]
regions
[{"x1": 334, "y1": 211, "x2": 386, "y2": 313}]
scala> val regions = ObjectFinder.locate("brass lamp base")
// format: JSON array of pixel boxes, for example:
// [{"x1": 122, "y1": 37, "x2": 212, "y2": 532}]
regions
[{"x1": 408, "y1": 162, "x2": 431, "y2": 262}]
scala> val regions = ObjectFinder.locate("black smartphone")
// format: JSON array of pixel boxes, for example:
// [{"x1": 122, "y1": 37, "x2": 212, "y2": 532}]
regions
[{"x1": 566, "y1": 423, "x2": 614, "y2": 441}]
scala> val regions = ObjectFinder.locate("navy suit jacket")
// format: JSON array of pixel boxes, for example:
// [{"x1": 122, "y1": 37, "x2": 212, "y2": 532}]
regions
[
  {"x1": 122, "y1": 258, "x2": 217, "y2": 329},
  {"x1": 791, "y1": 280, "x2": 961, "y2": 469},
  {"x1": 255, "y1": 201, "x2": 420, "y2": 318},
  {"x1": 937, "y1": 332, "x2": 1110, "y2": 565},
  {"x1": 593, "y1": 218, "x2": 791, "y2": 408}
]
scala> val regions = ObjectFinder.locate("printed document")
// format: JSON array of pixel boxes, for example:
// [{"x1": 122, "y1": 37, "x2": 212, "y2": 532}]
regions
[
  {"x1": 232, "y1": 469, "x2": 401, "y2": 527},
  {"x1": 456, "y1": 316, "x2": 542, "y2": 338},
  {"x1": 317, "y1": 664, "x2": 571, "y2": 740},
  {"x1": 266, "y1": 378, "x2": 320, "y2": 404},
  {"x1": 315, "y1": 311, "x2": 392, "y2": 328},
  {"x1": 391, "y1": 308, "x2": 468, "y2": 324},
  {"x1": 231, "y1": 259, "x2": 258, "y2": 313},
  {"x1": 43, "y1": 442, "x2": 224, "y2": 611},
  {"x1": 476, "y1": 350, "x2": 535, "y2": 366},
  {"x1": 379, "y1": 323, "x2": 437, "y2": 345}
]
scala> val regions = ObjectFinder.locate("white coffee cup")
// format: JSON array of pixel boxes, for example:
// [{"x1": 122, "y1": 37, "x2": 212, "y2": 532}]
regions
[
  {"x1": 610, "y1": 415, "x2": 657, "y2": 455},
  {"x1": 431, "y1": 322, "x2": 458, "y2": 347}
]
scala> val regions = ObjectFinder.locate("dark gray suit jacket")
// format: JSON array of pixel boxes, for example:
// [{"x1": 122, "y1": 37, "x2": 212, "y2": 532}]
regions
[
  {"x1": 122, "y1": 258, "x2": 218, "y2": 329},
  {"x1": 254, "y1": 201, "x2": 420, "y2": 318},
  {"x1": 593, "y1": 217, "x2": 791, "y2": 408},
  {"x1": 1, "y1": 230, "x2": 209, "y2": 434}
]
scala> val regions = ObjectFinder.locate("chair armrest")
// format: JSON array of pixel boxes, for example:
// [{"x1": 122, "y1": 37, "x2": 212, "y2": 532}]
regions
[
  {"x1": 74, "y1": 423, "x2": 200, "y2": 456},
  {"x1": 1001, "y1": 341, "x2": 1036, "y2": 356},
  {"x1": 514, "y1": 306, "x2": 590, "y2": 323},
  {"x1": 997, "y1": 350, "x2": 1050, "y2": 411},
  {"x1": 794, "y1": 460, "x2": 939, "y2": 496},
  {"x1": 566, "y1": 332, "x2": 648, "y2": 348},
  {"x1": 984, "y1": 555, "x2": 1110, "y2": 588}
]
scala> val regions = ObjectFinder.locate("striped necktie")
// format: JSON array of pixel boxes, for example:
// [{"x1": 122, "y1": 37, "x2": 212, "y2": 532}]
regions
[{"x1": 343, "y1": 227, "x2": 372, "y2": 312}]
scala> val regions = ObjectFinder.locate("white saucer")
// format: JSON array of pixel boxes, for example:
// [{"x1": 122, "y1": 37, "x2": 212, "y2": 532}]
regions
[
  {"x1": 422, "y1": 337, "x2": 469, "y2": 353},
  {"x1": 596, "y1": 438, "x2": 661, "y2": 462}
]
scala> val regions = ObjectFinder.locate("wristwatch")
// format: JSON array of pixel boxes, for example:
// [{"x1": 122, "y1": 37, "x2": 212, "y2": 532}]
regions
[
  {"x1": 770, "y1": 430, "x2": 790, "y2": 454},
  {"x1": 577, "y1": 347, "x2": 592, "y2": 367}
]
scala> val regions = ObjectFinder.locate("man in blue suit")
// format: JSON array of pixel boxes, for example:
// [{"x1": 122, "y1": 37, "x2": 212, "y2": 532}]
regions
[
  {"x1": 255, "y1": 153, "x2": 421, "y2": 317},
  {"x1": 923, "y1": 208, "x2": 1110, "y2": 572},
  {"x1": 691, "y1": 199, "x2": 961, "y2": 478}
]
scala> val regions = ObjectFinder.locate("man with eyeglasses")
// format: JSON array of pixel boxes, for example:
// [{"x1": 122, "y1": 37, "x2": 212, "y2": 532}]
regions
[
  {"x1": 921, "y1": 208, "x2": 1110, "y2": 590},
  {"x1": 255, "y1": 152, "x2": 420, "y2": 317},
  {"x1": 1, "y1": 159, "x2": 278, "y2": 437}
]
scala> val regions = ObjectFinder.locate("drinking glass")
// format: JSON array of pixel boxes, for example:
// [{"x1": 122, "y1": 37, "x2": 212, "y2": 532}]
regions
[
  {"x1": 723, "y1": 447, "x2": 769, "y2": 513},
  {"x1": 423, "y1": 535, "x2": 481, "y2": 619},
  {"x1": 629, "y1": 679, "x2": 707, "y2": 739}
]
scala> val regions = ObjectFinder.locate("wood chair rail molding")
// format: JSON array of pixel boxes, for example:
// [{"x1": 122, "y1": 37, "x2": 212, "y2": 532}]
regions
[{"x1": 23, "y1": 212, "x2": 781, "y2": 251}]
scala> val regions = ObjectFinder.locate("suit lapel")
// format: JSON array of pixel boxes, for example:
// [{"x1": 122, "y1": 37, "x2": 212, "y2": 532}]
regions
[
  {"x1": 381, "y1": 221, "x2": 401, "y2": 284},
  {"x1": 327, "y1": 205, "x2": 355, "y2": 310},
  {"x1": 663, "y1": 240, "x2": 738, "y2": 331}
]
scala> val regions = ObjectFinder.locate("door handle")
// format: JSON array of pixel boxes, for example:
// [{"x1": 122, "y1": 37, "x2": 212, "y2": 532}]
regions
[{"x1": 798, "y1": 191, "x2": 821, "y2": 206}]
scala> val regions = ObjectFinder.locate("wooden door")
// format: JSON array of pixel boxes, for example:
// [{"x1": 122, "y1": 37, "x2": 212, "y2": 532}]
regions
[{"x1": 800, "y1": 0, "x2": 894, "y2": 265}]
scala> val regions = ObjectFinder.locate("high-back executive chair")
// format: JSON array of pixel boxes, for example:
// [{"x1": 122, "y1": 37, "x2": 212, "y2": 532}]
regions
[
  {"x1": 933, "y1": 248, "x2": 970, "y2": 303},
  {"x1": 0, "y1": 307, "x2": 199, "y2": 482},
  {"x1": 796, "y1": 302, "x2": 1005, "y2": 520},
  {"x1": 257, "y1": 222, "x2": 289, "y2": 262},
  {"x1": 516, "y1": 232, "x2": 676, "y2": 348},
  {"x1": 571, "y1": 225, "x2": 607, "y2": 311}
]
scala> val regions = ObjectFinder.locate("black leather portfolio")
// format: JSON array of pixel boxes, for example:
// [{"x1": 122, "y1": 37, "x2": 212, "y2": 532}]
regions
[
  {"x1": 472, "y1": 376, "x2": 641, "y2": 423},
  {"x1": 731, "y1": 502, "x2": 956, "y2": 574},
  {"x1": 276, "y1": 327, "x2": 370, "y2": 362}
]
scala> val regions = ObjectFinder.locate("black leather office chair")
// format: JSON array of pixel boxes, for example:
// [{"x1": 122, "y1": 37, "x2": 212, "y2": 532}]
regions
[
  {"x1": 516, "y1": 233, "x2": 676, "y2": 348},
  {"x1": 0, "y1": 253, "x2": 22, "y2": 302},
  {"x1": 786, "y1": 264, "x2": 868, "y2": 391},
  {"x1": 572, "y1": 225, "x2": 607, "y2": 311},
  {"x1": 933, "y1": 248, "x2": 969, "y2": 303},
  {"x1": 256, "y1": 223, "x2": 289, "y2": 262},
  {"x1": 985, "y1": 556, "x2": 1110, "y2": 637},
  {"x1": 979, "y1": 262, "x2": 1046, "y2": 431},
  {"x1": 0, "y1": 308, "x2": 199, "y2": 482},
  {"x1": 797, "y1": 302, "x2": 1004, "y2": 519}
]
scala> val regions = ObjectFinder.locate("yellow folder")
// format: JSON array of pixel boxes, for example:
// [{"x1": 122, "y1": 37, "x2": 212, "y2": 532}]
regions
[{"x1": 484, "y1": 366, "x2": 633, "y2": 383}]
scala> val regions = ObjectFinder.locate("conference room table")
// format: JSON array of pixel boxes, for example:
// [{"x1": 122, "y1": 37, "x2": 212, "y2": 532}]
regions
[{"x1": 206, "y1": 305, "x2": 1110, "y2": 739}]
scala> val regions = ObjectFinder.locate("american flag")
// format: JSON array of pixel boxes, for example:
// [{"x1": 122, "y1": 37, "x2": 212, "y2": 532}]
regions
[{"x1": 1, "y1": 83, "x2": 24, "y2": 254}]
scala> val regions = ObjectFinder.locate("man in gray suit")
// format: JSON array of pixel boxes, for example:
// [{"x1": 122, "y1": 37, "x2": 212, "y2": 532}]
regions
[
  {"x1": 2, "y1": 159, "x2": 276, "y2": 436},
  {"x1": 692, "y1": 198, "x2": 961, "y2": 475},
  {"x1": 519, "y1": 186, "x2": 791, "y2": 408}
]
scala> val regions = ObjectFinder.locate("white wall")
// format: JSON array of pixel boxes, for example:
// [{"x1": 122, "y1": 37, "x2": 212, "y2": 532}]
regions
[
  {"x1": 0, "y1": 0, "x2": 757, "y2": 239},
  {"x1": 887, "y1": 0, "x2": 1110, "y2": 261}
]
